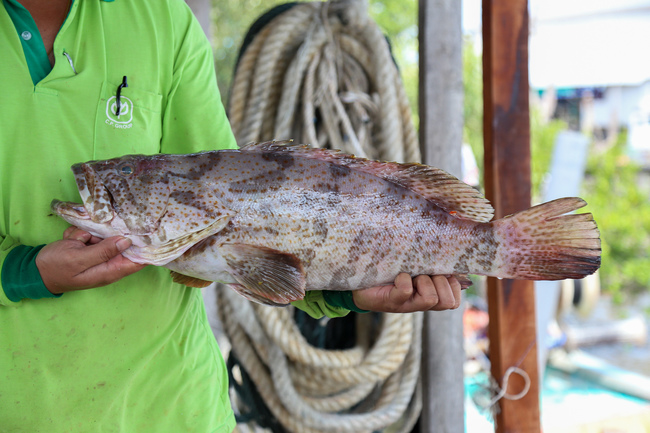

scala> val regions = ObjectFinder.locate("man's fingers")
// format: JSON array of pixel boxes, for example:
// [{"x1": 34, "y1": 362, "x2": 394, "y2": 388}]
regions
[
  {"x1": 411, "y1": 275, "x2": 439, "y2": 310},
  {"x1": 63, "y1": 226, "x2": 77, "y2": 239},
  {"x1": 73, "y1": 254, "x2": 146, "y2": 288},
  {"x1": 347, "y1": 274, "x2": 464, "y2": 314},
  {"x1": 449, "y1": 276, "x2": 462, "y2": 309},
  {"x1": 87, "y1": 235, "x2": 104, "y2": 245},
  {"x1": 62, "y1": 227, "x2": 103, "y2": 245},
  {"x1": 390, "y1": 273, "x2": 415, "y2": 304},
  {"x1": 429, "y1": 275, "x2": 459, "y2": 311},
  {"x1": 63, "y1": 227, "x2": 92, "y2": 243},
  {"x1": 75, "y1": 236, "x2": 133, "y2": 269}
]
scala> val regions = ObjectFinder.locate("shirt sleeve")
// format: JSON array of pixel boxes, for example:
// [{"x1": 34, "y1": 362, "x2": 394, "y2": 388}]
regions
[
  {"x1": 0, "y1": 236, "x2": 56, "y2": 306},
  {"x1": 0, "y1": 235, "x2": 21, "y2": 306},
  {"x1": 0, "y1": 245, "x2": 60, "y2": 306},
  {"x1": 160, "y1": 0, "x2": 236, "y2": 154},
  {"x1": 291, "y1": 291, "x2": 351, "y2": 319}
]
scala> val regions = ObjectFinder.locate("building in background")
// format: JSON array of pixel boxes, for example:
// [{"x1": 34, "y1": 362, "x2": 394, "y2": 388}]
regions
[
  {"x1": 464, "y1": 0, "x2": 650, "y2": 164},
  {"x1": 528, "y1": 0, "x2": 650, "y2": 164}
]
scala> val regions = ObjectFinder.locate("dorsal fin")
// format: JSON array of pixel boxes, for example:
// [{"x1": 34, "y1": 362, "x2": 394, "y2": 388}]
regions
[{"x1": 240, "y1": 141, "x2": 494, "y2": 223}]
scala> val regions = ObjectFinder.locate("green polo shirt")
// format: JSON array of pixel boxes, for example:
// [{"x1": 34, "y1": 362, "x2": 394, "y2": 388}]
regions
[
  {"x1": 0, "y1": 1, "x2": 353, "y2": 431},
  {"x1": 0, "y1": 0, "x2": 238, "y2": 431},
  {"x1": 3, "y1": 0, "x2": 52, "y2": 83}
]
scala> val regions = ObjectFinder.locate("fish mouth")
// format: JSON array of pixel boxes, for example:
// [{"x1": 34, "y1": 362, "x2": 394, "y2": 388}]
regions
[
  {"x1": 50, "y1": 199, "x2": 90, "y2": 220},
  {"x1": 49, "y1": 162, "x2": 92, "y2": 223},
  {"x1": 50, "y1": 198, "x2": 116, "y2": 238}
]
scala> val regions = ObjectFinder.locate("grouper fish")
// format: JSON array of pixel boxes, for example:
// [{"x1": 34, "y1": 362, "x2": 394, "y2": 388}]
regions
[{"x1": 51, "y1": 141, "x2": 601, "y2": 306}]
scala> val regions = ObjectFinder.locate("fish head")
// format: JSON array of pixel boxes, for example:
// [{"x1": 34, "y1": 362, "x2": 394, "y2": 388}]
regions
[
  {"x1": 64, "y1": 155, "x2": 171, "y2": 234},
  {"x1": 52, "y1": 153, "x2": 233, "y2": 265}
]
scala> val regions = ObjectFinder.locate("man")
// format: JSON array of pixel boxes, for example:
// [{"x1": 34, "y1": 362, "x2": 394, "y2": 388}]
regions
[{"x1": 0, "y1": 0, "x2": 461, "y2": 431}]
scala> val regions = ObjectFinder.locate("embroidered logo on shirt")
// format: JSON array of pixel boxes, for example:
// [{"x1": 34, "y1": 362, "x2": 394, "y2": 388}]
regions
[{"x1": 105, "y1": 96, "x2": 134, "y2": 129}]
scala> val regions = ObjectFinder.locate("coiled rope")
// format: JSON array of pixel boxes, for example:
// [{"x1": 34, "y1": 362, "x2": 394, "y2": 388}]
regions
[
  {"x1": 227, "y1": 0, "x2": 420, "y2": 162},
  {"x1": 219, "y1": 1, "x2": 424, "y2": 431},
  {"x1": 219, "y1": 289, "x2": 423, "y2": 433}
]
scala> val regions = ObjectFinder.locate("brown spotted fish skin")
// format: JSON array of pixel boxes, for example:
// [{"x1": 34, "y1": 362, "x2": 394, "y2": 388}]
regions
[{"x1": 52, "y1": 141, "x2": 601, "y2": 306}]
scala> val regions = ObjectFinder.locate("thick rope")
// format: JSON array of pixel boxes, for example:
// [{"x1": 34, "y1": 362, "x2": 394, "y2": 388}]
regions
[
  {"x1": 219, "y1": 288, "x2": 423, "y2": 433},
  {"x1": 221, "y1": 1, "x2": 424, "y2": 431},
  {"x1": 228, "y1": 0, "x2": 419, "y2": 162}
]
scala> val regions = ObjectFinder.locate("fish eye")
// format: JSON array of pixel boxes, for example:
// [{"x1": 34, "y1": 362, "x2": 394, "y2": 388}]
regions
[{"x1": 118, "y1": 163, "x2": 134, "y2": 177}]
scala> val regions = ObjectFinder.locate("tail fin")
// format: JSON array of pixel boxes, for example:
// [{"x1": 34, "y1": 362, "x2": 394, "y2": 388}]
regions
[{"x1": 493, "y1": 197, "x2": 601, "y2": 280}]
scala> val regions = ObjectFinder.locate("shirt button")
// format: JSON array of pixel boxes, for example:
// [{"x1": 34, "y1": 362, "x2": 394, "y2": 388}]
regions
[{"x1": 21, "y1": 31, "x2": 32, "y2": 41}]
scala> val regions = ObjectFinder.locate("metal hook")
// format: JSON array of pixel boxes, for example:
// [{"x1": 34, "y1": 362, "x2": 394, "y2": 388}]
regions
[{"x1": 115, "y1": 76, "x2": 128, "y2": 117}]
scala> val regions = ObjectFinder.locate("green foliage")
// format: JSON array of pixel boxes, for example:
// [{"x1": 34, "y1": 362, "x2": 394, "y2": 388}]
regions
[
  {"x1": 582, "y1": 133, "x2": 650, "y2": 300},
  {"x1": 462, "y1": 37, "x2": 484, "y2": 178},
  {"x1": 530, "y1": 110, "x2": 567, "y2": 200},
  {"x1": 211, "y1": 0, "x2": 419, "y2": 108},
  {"x1": 211, "y1": 0, "x2": 282, "y2": 100},
  {"x1": 368, "y1": 0, "x2": 419, "y2": 122},
  {"x1": 460, "y1": 37, "x2": 565, "y2": 201}
]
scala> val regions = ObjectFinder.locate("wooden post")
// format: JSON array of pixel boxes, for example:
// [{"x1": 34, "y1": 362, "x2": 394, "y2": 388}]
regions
[
  {"x1": 418, "y1": 0, "x2": 465, "y2": 432},
  {"x1": 482, "y1": 1, "x2": 541, "y2": 432}
]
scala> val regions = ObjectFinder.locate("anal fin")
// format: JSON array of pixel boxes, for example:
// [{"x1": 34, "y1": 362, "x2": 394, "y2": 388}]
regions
[
  {"x1": 170, "y1": 271, "x2": 213, "y2": 288},
  {"x1": 454, "y1": 274, "x2": 473, "y2": 290}
]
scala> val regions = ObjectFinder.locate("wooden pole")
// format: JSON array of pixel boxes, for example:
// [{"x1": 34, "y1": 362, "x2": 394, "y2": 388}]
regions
[
  {"x1": 482, "y1": 1, "x2": 541, "y2": 432},
  {"x1": 418, "y1": 0, "x2": 465, "y2": 432}
]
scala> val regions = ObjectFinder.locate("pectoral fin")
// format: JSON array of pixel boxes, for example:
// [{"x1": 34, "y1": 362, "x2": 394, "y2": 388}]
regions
[{"x1": 220, "y1": 243, "x2": 306, "y2": 305}]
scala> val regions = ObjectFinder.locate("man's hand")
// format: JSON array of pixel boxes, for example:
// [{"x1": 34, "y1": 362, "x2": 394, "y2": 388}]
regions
[
  {"x1": 352, "y1": 273, "x2": 462, "y2": 313},
  {"x1": 36, "y1": 227, "x2": 146, "y2": 294}
]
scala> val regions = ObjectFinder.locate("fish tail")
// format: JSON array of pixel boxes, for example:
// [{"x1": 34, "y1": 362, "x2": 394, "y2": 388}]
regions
[{"x1": 493, "y1": 197, "x2": 601, "y2": 280}]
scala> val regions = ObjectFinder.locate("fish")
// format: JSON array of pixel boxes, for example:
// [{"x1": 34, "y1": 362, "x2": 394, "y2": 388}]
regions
[{"x1": 51, "y1": 141, "x2": 601, "y2": 306}]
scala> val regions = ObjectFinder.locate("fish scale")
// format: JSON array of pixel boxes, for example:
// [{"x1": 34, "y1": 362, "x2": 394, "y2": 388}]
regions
[{"x1": 52, "y1": 141, "x2": 601, "y2": 306}]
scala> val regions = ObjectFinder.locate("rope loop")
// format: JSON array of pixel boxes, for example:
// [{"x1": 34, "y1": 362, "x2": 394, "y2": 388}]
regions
[{"x1": 487, "y1": 366, "x2": 532, "y2": 408}]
